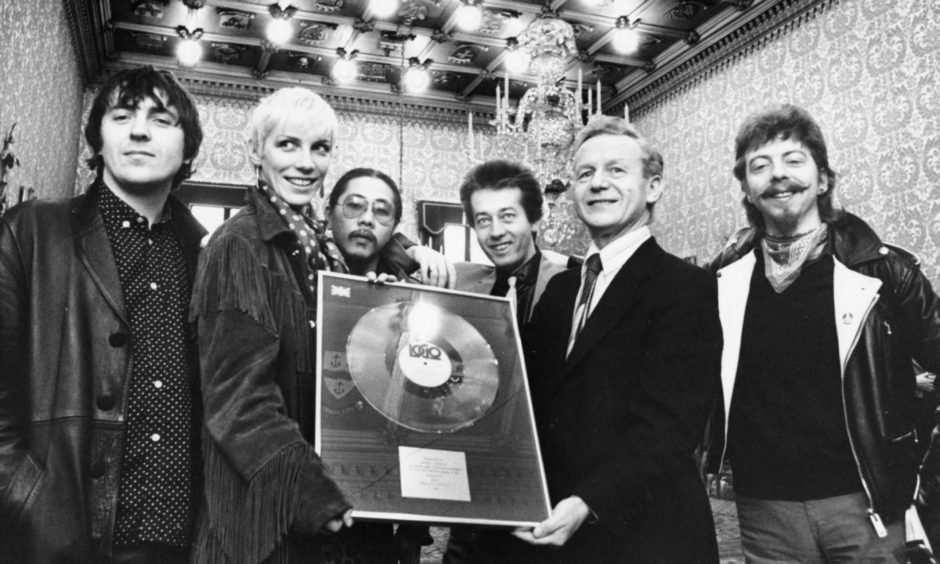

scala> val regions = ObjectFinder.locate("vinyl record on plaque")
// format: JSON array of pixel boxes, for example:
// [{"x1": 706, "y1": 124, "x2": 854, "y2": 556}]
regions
[{"x1": 346, "y1": 301, "x2": 499, "y2": 433}]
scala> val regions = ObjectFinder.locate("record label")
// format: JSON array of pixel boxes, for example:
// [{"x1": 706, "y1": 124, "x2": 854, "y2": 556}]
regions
[{"x1": 398, "y1": 341, "x2": 453, "y2": 388}]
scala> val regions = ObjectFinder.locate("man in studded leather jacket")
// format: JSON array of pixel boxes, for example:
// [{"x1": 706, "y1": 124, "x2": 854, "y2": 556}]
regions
[{"x1": 704, "y1": 104, "x2": 940, "y2": 562}]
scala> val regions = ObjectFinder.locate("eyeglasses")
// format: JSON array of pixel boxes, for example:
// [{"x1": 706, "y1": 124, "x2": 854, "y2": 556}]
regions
[{"x1": 340, "y1": 194, "x2": 396, "y2": 226}]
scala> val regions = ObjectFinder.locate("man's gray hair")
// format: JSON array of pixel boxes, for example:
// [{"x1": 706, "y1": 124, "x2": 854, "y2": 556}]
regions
[{"x1": 571, "y1": 115, "x2": 663, "y2": 179}]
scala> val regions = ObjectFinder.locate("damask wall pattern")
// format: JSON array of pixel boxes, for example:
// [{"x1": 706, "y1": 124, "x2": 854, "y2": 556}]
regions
[
  {"x1": 0, "y1": 0, "x2": 84, "y2": 206},
  {"x1": 75, "y1": 93, "x2": 486, "y2": 241},
  {"x1": 633, "y1": 0, "x2": 940, "y2": 281},
  {"x1": 69, "y1": 0, "x2": 939, "y2": 268}
]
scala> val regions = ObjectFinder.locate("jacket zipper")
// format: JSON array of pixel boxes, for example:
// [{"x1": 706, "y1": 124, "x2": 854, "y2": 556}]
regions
[{"x1": 840, "y1": 291, "x2": 884, "y2": 536}]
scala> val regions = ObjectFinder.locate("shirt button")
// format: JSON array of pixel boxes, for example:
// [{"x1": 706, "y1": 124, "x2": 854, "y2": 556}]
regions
[
  {"x1": 309, "y1": 320, "x2": 316, "y2": 329},
  {"x1": 109, "y1": 332, "x2": 128, "y2": 347},
  {"x1": 90, "y1": 461, "x2": 106, "y2": 478},
  {"x1": 96, "y1": 395, "x2": 116, "y2": 411},
  {"x1": 150, "y1": 433, "x2": 161, "y2": 442},
  {"x1": 154, "y1": 380, "x2": 163, "y2": 389},
  {"x1": 149, "y1": 282, "x2": 158, "y2": 290}
]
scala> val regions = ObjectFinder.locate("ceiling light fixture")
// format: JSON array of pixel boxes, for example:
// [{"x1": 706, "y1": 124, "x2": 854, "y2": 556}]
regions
[
  {"x1": 612, "y1": 16, "x2": 641, "y2": 53},
  {"x1": 468, "y1": 13, "x2": 611, "y2": 245},
  {"x1": 503, "y1": 15, "x2": 525, "y2": 37},
  {"x1": 454, "y1": 0, "x2": 484, "y2": 32},
  {"x1": 371, "y1": 0, "x2": 400, "y2": 19},
  {"x1": 175, "y1": 26, "x2": 204, "y2": 67},
  {"x1": 503, "y1": 37, "x2": 530, "y2": 74},
  {"x1": 332, "y1": 48, "x2": 359, "y2": 83},
  {"x1": 403, "y1": 58, "x2": 431, "y2": 92},
  {"x1": 266, "y1": 4, "x2": 296, "y2": 46}
]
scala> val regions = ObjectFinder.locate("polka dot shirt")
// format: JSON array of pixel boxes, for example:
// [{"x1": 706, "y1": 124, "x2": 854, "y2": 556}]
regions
[{"x1": 96, "y1": 183, "x2": 197, "y2": 548}]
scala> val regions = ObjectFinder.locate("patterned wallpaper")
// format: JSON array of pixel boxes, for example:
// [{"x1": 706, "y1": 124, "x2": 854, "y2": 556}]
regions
[
  {"x1": 0, "y1": 0, "x2": 85, "y2": 207},
  {"x1": 76, "y1": 94, "x2": 485, "y2": 242},
  {"x1": 70, "y1": 0, "x2": 939, "y2": 274},
  {"x1": 633, "y1": 0, "x2": 940, "y2": 281}
]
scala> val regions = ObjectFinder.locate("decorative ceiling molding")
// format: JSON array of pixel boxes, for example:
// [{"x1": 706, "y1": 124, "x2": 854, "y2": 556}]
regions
[
  {"x1": 64, "y1": 0, "x2": 105, "y2": 83},
  {"x1": 66, "y1": 0, "x2": 793, "y2": 123},
  {"x1": 627, "y1": 0, "x2": 830, "y2": 118},
  {"x1": 86, "y1": 66, "x2": 493, "y2": 126}
]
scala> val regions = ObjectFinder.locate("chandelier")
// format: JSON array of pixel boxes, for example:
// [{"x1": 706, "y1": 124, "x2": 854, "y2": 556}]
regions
[
  {"x1": 467, "y1": 13, "x2": 615, "y2": 245},
  {"x1": 468, "y1": 14, "x2": 592, "y2": 193}
]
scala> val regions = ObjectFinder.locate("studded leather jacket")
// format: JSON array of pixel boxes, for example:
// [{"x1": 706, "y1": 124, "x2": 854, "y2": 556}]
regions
[{"x1": 705, "y1": 213, "x2": 940, "y2": 525}]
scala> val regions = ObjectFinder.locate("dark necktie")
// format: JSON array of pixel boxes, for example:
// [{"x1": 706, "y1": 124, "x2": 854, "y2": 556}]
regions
[{"x1": 567, "y1": 253, "x2": 602, "y2": 356}]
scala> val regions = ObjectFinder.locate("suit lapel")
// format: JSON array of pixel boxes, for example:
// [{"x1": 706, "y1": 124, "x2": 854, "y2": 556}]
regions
[
  {"x1": 454, "y1": 262, "x2": 497, "y2": 295},
  {"x1": 168, "y1": 194, "x2": 206, "y2": 286},
  {"x1": 526, "y1": 256, "x2": 568, "y2": 323},
  {"x1": 72, "y1": 195, "x2": 129, "y2": 326},
  {"x1": 562, "y1": 238, "x2": 662, "y2": 377}
]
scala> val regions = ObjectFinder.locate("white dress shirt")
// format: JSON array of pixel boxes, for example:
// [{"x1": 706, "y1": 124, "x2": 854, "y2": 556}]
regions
[{"x1": 567, "y1": 226, "x2": 652, "y2": 351}]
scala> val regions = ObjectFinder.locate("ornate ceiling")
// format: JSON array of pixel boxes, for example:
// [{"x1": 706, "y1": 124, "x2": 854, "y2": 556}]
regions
[{"x1": 66, "y1": 0, "x2": 809, "y2": 115}]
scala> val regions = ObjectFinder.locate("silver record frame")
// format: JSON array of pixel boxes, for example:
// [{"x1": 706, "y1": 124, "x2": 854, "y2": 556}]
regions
[{"x1": 315, "y1": 272, "x2": 552, "y2": 527}]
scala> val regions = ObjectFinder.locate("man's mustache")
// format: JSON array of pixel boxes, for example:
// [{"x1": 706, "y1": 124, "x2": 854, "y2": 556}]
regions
[
  {"x1": 761, "y1": 178, "x2": 810, "y2": 198},
  {"x1": 348, "y1": 229, "x2": 377, "y2": 242}
]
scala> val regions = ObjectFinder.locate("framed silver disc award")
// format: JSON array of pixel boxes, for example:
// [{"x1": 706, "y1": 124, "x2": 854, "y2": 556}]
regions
[{"x1": 315, "y1": 272, "x2": 551, "y2": 527}]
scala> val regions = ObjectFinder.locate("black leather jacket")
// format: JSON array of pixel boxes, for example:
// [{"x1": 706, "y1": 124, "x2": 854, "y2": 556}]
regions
[
  {"x1": 0, "y1": 190, "x2": 205, "y2": 562},
  {"x1": 705, "y1": 213, "x2": 940, "y2": 524}
]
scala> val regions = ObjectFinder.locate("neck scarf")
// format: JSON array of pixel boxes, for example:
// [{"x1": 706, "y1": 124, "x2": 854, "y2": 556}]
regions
[
  {"x1": 258, "y1": 181, "x2": 347, "y2": 294},
  {"x1": 761, "y1": 223, "x2": 828, "y2": 293}
]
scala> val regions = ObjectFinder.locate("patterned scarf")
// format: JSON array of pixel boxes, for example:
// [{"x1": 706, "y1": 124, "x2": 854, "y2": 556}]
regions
[
  {"x1": 258, "y1": 181, "x2": 347, "y2": 294},
  {"x1": 761, "y1": 223, "x2": 829, "y2": 293}
]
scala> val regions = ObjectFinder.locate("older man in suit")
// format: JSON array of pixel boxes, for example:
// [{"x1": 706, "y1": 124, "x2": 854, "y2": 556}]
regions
[{"x1": 483, "y1": 116, "x2": 721, "y2": 563}]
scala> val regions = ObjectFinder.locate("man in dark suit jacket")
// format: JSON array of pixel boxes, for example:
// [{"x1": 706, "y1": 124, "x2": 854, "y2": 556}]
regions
[
  {"x1": 443, "y1": 160, "x2": 573, "y2": 564},
  {"x1": 490, "y1": 116, "x2": 722, "y2": 563},
  {"x1": 451, "y1": 159, "x2": 571, "y2": 324}
]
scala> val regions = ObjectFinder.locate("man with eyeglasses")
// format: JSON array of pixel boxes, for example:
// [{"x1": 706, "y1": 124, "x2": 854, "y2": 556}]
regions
[
  {"x1": 325, "y1": 167, "x2": 420, "y2": 281},
  {"x1": 323, "y1": 167, "x2": 435, "y2": 563}
]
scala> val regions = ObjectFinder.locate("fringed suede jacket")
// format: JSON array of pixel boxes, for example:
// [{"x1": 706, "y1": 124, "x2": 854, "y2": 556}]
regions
[{"x1": 190, "y1": 186, "x2": 414, "y2": 563}]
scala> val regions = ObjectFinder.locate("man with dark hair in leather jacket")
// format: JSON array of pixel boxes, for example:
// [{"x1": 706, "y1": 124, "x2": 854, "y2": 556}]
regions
[
  {"x1": 704, "y1": 104, "x2": 940, "y2": 562},
  {"x1": 0, "y1": 67, "x2": 207, "y2": 563}
]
